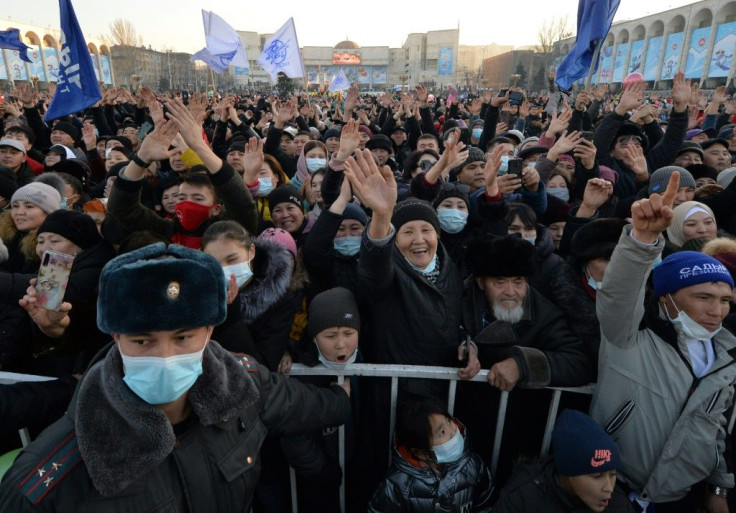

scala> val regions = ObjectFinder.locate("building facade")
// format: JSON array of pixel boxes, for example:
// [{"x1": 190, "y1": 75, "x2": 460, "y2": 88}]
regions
[
  {"x1": 0, "y1": 19, "x2": 113, "y2": 88},
  {"x1": 553, "y1": 0, "x2": 736, "y2": 88}
]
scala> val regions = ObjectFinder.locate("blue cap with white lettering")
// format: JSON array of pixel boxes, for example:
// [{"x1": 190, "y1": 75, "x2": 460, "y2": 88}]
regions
[{"x1": 653, "y1": 251, "x2": 734, "y2": 297}]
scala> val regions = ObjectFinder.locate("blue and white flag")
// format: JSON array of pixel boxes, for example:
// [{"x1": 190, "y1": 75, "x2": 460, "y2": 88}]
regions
[
  {"x1": 44, "y1": 0, "x2": 101, "y2": 121},
  {"x1": 0, "y1": 29, "x2": 32, "y2": 63},
  {"x1": 190, "y1": 10, "x2": 248, "y2": 75},
  {"x1": 328, "y1": 69, "x2": 350, "y2": 93},
  {"x1": 257, "y1": 18, "x2": 304, "y2": 82},
  {"x1": 556, "y1": 0, "x2": 621, "y2": 90}
]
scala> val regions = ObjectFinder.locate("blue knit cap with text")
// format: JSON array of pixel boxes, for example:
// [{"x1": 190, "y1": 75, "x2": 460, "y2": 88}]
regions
[
  {"x1": 653, "y1": 251, "x2": 734, "y2": 297},
  {"x1": 552, "y1": 409, "x2": 621, "y2": 476}
]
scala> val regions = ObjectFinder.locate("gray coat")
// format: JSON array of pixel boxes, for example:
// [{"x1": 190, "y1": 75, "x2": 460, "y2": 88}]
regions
[
  {"x1": 0, "y1": 342, "x2": 351, "y2": 512},
  {"x1": 590, "y1": 226, "x2": 736, "y2": 503}
]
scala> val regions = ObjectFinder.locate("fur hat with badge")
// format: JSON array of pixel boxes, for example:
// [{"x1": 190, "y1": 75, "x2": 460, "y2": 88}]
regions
[{"x1": 467, "y1": 235, "x2": 537, "y2": 278}]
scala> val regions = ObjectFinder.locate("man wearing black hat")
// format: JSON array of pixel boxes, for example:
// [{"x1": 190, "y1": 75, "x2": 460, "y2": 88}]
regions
[
  {"x1": 593, "y1": 73, "x2": 691, "y2": 200},
  {"x1": 366, "y1": 134, "x2": 396, "y2": 171},
  {"x1": 702, "y1": 138, "x2": 732, "y2": 173},
  {"x1": 0, "y1": 243, "x2": 351, "y2": 512},
  {"x1": 673, "y1": 141, "x2": 704, "y2": 168}
]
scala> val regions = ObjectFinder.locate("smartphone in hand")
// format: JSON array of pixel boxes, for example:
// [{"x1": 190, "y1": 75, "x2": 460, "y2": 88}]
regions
[{"x1": 35, "y1": 251, "x2": 74, "y2": 311}]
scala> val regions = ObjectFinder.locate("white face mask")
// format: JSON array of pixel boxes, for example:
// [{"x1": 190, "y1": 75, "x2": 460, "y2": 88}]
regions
[
  {"x1": 665, "y1": 294, "x2": 722, "y2": 341},
  {"x1": 223, "y1": 261, "x2": 253, "y2": 289},
  {"x1": 315, "y1": 339, "x2": 358, "y2": 370},
  {"x1": 432, "y1": 426, "x2": 464, "y2": 463}
]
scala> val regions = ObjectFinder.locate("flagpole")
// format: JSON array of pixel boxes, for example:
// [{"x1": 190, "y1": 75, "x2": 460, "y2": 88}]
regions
[
  {"x1": 584, "y1": 40, "x2": 604, "y2": 88},
  {"x1": 289, "y1": 18, "x2": 306, "y2": 91}
]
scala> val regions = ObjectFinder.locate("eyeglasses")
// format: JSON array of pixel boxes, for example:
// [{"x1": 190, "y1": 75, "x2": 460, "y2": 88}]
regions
[
  {"x1": 440, "y1": 182, "x2": 470, "y2": 195},
  {"x1": 417, "y1": 160, "x2": 436, "y2": 172}
]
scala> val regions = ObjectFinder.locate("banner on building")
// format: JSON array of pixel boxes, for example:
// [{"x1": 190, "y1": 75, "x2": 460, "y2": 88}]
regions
[
  {"x1": 44, "y1": 48, "x2": 60, "y2": 82},
  {"x1": 233, "y1": 66, "x2": 249, "y2": 76},
  {"x1": 89, "y1": 52, "x2": 100, "y2": 81},
  {"x1": 26, "y1": 45, "x2": 45, "y2": 80},
  {"x1": 643, "y1": 36, "x2": 662, "y2": 81},
  {"x1": 708, "y1": 21, "x2": 736, "y2": 78},
  {"x1": 438, "y1": 46, "x2": 453, "y2": 76},
  {"x1": 333, "y1": 52, "x2": 360, "y2": 65},
  {"x1": 100, "y1": 54, "x2": 112, "y2": 84},
  {"x1": 628, "y1": 40, "x2": 644, "y2": 74},
  {"x1": 685, "y1": 27, "x2": 711, "y2": 79},
  {"x1": 612, "y1": 43, "x2": 629, "y2": 82},
  {"x1": 595, "y1": 44, "x2": 613, "y2": 84},
  {"x1": 372, "y1": 66, "x2": 387, "y2": 85},
  {"x1": 660, "y1": 32, "x2": 683, "y2": 80},
  {"x1": 7, "y1": 50, "x2": 29, "y2": 80},
  {"x1": 0, "y1": 51, "x2": 8, "y2": 80}
]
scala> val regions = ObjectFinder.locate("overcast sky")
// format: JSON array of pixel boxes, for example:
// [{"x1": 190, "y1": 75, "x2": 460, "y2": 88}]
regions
[{"x1": 5, "y1": 0, "x2": 701, "y2": 52}]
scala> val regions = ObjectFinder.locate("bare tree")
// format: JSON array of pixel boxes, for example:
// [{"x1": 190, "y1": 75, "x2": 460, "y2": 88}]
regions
[
  {"x1": 536, "y1": 17, "x2": 573, "y2": 55},
  {"x1": 109, "y1": 19, "x2": 141, "y2": 47}
]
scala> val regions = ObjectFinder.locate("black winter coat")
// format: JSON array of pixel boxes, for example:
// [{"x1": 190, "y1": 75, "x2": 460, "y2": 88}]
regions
[
  {"x1": 367, "y1": 427, "x2": 494, "y2": 513},
  {"x1": 494, "y1": 457, "x2": 635, "y2": 513},
  {"x1": 302, "y1": 208, "x2": 359, "y2": 295}
]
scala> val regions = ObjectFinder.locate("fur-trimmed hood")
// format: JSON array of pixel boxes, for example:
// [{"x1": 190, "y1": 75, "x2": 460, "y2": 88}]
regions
[
  {"x1": 73, "y1": 341, "x2": 260, "y2": 496},
  {"x1": 0, "y1": 210, "x2": 39, "y2": 268},
  {"x1": 239, "y1": 240, "x2": 293, "y2": 323}
]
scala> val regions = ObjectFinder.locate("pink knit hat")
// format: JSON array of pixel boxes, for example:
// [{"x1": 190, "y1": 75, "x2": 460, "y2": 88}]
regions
[{"x1": 257, "y1": 228, "x2": 297, "y2": 261}]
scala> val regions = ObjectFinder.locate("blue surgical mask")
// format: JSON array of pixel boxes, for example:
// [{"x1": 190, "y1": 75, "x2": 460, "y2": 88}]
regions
[
  {"x1": 60, "y1": 197, "x2": 68, "y2": 210},
  {"x1": 499, "y1": 155, "x2": 510, "y2": 174},
  {"x1": 523, "y1": 236, "x2": 536, "y2": 245},
  {"x1": 666, "y1": 294, "x2": 722, "y2": 340},
  {"x1": 437, "y1": 208, "x2": 468, "y2": 234},
  {"x1": 587, "y1": 276, "x2": 603, "y2": 291},
  {"x1": 333, "y1": 236, "x2": 361, "y2": 257},
  {"x1": 471, "y1": 128, "x2": 483, "y2": 139},
  {"x1": 256, "y1": 177, "x2": 275, "y2": 197},
  {"x1": 223, "y1": 261, "x2": 253, "y2": 289},
  {"x1": 405, "y1": 253, "x2": 437, "y2": 275},
  {"x1": 433, "y1": 424, "x2": 464, "y2": 463},
  {"x1": 315, "y1": 339, "x2": 358, "y2": 370},
  {"x1": 526, "y1": 161, "x2": 536, "y2": 169},
  {"x1": 306, "y1": 158, "x2": 327, "y2": 173},
  {"x1": 119, "y1": 345, "x2": 205, "y2": 405},
  {"x1": 547, "y1": 187, "x2": 570, "y2": 202}
]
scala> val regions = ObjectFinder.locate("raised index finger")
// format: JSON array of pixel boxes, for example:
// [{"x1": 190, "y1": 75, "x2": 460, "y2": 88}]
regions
[{"x1": 660, "y1": 171, "x2": 680, "y2": 208}]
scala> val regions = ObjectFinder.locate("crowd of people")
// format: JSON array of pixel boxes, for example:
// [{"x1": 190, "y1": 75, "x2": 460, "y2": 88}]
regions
[{"x1": 0, "y1": 67, "x2": 735, "y2": 512}]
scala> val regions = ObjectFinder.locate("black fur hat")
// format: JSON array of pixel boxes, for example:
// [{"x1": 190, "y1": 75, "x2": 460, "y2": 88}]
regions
[
  {"x1": 569, "y1": 218, "x2": 627, "y2": 270},
  {"x1": 97, "y1": 243, "x2": 227, "y2": 334},
  {"x1": 467, "y1": 235, "x2": 537, "y2": 278}
]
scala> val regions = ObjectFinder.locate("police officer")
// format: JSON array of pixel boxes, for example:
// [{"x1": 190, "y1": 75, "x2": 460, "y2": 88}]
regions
[{"x1": 0, "y1": 243, "x2": 351, "y2": 512}]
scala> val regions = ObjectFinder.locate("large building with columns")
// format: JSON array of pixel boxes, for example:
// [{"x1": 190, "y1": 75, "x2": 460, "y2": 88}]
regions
[
  {"x1": 0, "y1": 19, "x2": 113, "y2": 88},
  {"x1": 553, "y1": 0, "x2": 736, "y2": 88}
]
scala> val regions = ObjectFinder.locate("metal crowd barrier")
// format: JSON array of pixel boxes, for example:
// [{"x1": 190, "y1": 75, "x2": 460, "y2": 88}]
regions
[{"x1": 286, "y1": 363, "x2": 595, "y2": 513}]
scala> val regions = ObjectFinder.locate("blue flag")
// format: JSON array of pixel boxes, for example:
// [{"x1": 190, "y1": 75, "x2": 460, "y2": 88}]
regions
[
  {"x1": 556, "y1": 0, "x2": 621, "y2": 90},
  {"x1": 0, "y1": 29, "x2": 32, "y2": 63},
  {"x1": 44, "y1": 0, "x2": 101, "y2": 121}
]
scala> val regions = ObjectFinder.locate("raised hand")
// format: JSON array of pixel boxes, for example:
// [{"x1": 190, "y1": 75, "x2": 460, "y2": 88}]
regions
[
  {"x1": 491, "y1": 90, "x2": 509, "y2": 108},
  {"x1": 484, "y1": 144, "x2": 505, "y2": 196},
  {"x1": 137, "y1": 117, "x2": 180, "y2": 163},
  {"x1": 615, "y1": 80, "x2": 646, "y2": 116},
  {"x1": 16, "y1": 83, "x2": 35, "y2": 107},
  {"x1": 242, "y1": 136, "x2": 264, "y2": 185},
  {"x1": 581, "y1": 178, "x2": 613, "y2": 213},
  {"x1": 165, "y1": 98, "x2": 204, "y2": 147},
  {"x1": 344, "y1": 149, "x2": 397, "y2": 218},
  {"x1": 671, "y1": 72, "x2": 691, "y2": 112},
  {"x1": 19, "y1": 279, "x2": 72, "y2": 338},
  {"x1": 81, "y1": 123, "x2": 97, "y2": 151},
  {"x1": 546, "y1": 107, "x2": 572, "y2": 137},
  {"x1": 337, "y1": 118, "x2": 361, "y2": 160},
  {"x1": 344, "y1": 85, "x2": 359, "y2": 113},
  {"x1": 550, "y1": 130, "x2": 582, "y2": 156},
  {"x1": 572, "y1": 138, "x2": 597, "y2": 170},
  {"x1": 148, "y1": 96, "x2": 164, "y2": 126},
  {"x1": 622, "y1": 144, "x2": 648, "y2": 180},
  {"x1": 631, "y1": 171, "x2": 679, "y2": 243},
  {"x1": 415, "y1": 85, "x2": 428, "y2": 105}
]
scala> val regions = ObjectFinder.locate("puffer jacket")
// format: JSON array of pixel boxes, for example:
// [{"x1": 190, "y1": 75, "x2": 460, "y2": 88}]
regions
[
  {"x1": 494, "y1": 457, "x2": 634, "y2": 513},
  {"x1": 590, "y1": 225, "x2": 736, "y2": 503},
  {"x1": 367, "y1": 424, "x2": 493, "y2": 513},
  {"x1": 0, "y1": 341, "x2": 350, "y2": 512}
]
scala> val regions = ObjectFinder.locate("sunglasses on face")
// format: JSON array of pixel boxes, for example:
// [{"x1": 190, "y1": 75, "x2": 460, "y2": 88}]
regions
[
  {"x1": 417, "y1": 160, "x2": 436, "y2": 172},
  {"x1": 440, "y1": 182, "x2": 471, "y2": 194}
]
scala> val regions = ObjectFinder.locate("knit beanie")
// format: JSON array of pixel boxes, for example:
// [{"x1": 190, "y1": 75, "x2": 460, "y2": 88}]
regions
[
  {"x1": 343, "y1": 203, "x2": 368, "y2": 226},
  {"x1": 227, "y1": 140, "x2": 245, "y2": 154},
  {"x1": 307, "y1": 287, "x2": 361, "y2": 339},
  {"x1": 51, "y1": 121, "x2": 79, "y2": 141},
  {"x1": 256, "y1": 227, "x2": 297, "y2": 261},
  {"x1": 703, "y1": 238, "x2": 736, "y2": 282},
  {"x1": 648, "y1": 166, "x2": 696, "y2": 195},
  {"x1": 452, "y1": 146, "x2": 486, "y2": 176},
  {"x1": 11, "y1": 182, "x2": 62, "y2": 214},
  {"x1": 598, "y1": 165, "x2": 619, "y2": 185},
  {"x1": 391, "y1": 198, "x2": 440, "y2": 233},
  {"x1": 0, "y1": 167, "x2": 18, "y2": 201},
  {"x1": 432, "y1": 183, "x2": 470, "y2": 210},
  {"x1": 717, "y1": 167, "x2": 736, "y2": 188},
  {"x1": 323, "y1": 128, "x2": 341, "y2": 141},
  {"x1": 38, "y1": 210, "x2": 102, "y2": 250},
  {"x1": 267, "y1": 185, "x2": 302, "y2": 211},
  {"x1": 653, "y1": 251, "x2": 734, "y2": 297},
  {"x1": 552, "y1": 409, "x2": 621, "y2": 476},
  {"x1": 366, "y1": 134, "x2": 393, "y2": 153},
  {"x1": 666, "y1": 201, "x2": 715, "y2": 247},
  {"x1": 686, "y1": 164, "x2": 718, "y2": 183}
]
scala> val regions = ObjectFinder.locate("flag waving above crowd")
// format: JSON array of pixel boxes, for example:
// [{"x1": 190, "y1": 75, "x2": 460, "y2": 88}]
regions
[
  {"x1": 44, "y1": 0, "x2": 101, "y2": 121},
  {"x1": 328, "y1": 69, "x2": 350, "y2": 92},
  {"x1": 190, "y1": 10, "x2": 249, "y2": 74},
  {"x1": 0, "y1": 29, "x2": 32, "y2": 63},
  {"x1": 257, "y1": 18, "x2": 304, "y2": 81}
]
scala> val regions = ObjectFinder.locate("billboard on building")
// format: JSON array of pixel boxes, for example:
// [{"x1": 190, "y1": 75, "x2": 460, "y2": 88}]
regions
[
  {"x1": 26, "y1": 45, "x2": 45, "y2": 80},
  {"x1": 44, "y1": 48, "x2": 60, "y2": 82},
  {"x1": 372, "y1": 65, "x2": 387, "y2": 85},
  {"x1": 628, "y1": 40, "x2": 644, "y2": 74},
  {"x1": 7, "y1": 50, "x2": 28, "y2": 81},
  {"x1": 234, "y1": 66, "x2": 249, "y2": 76},
  {"x1": 709, "y1": 21, "x2": 736, "y2": 78},
  {"x1": 333, "y1": 53, "x2": 360, "y2": 65},
  {"x1": 612, "y1": 43, "x2": 629, "y2": 83},
  {"x1": 307, "y1": 66, "x2": 319, "y2": 84},
  {"x1": 438, "y1": 46, "x2": 453, "y2": 76},
  {"x1": 685, "y1": 27, "x2": 711, "y2": 79},
  {"x1": 660, "y1": 32, "x2": 683, "y2": 80},
  {"x1": 100, "y1": 55, "x2": 113, "y2": 85},
  {"x1": 0, "y1": 52, "x2": 7, "y2": 80},
  {"x1": 595, "y1": 44, "x2": 614, "y2": 84},
  {"x1": 643, "y1": 36, "x2": 662, "y2": 81},
  {"x1": 88, "y1": 52, "x2": 101, "y2": 81}
]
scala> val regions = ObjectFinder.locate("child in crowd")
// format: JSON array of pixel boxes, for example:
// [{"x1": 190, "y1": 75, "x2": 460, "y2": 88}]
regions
[
  {"x1": 367, "y1": 394, "x2": 493, "y2": 513},
  {"x1": 494, "y1": 409, "x2": 633, "y2": 512}
]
